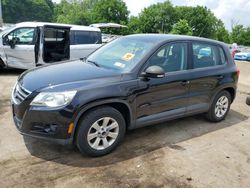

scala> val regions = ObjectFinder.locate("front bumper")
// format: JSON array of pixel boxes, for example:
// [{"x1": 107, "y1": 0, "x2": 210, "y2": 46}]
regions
[{"x1": 12, "y1": 103, "x2": 75, "y2": 145}]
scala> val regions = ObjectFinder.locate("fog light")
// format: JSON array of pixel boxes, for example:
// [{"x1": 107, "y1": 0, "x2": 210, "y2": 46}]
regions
[
  {"x1": 31, "y1": 123, "x2": 58, "y2": 134},
  {"x1": 44, "y1": 124, "x2": 57, "y2": 133}
]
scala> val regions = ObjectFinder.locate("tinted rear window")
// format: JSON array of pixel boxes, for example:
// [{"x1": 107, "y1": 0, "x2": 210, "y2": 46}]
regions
[
  {"x1": 192, "y1": 43, "x2": 226, "y2": 69},
  {"x1": 44, "y1": 28, "x2": 66, "y2": 42},
  {"x1": 70, "y1": 31, "x2": 102, "y2": 45}
]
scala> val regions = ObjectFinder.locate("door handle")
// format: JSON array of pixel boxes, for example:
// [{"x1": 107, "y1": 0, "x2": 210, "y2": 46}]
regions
[{"x1": 181, "y1": 80, "x2": 190, "y2": 86}]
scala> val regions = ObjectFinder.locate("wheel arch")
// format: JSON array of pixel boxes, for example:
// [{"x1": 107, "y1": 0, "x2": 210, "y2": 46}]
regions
[
  {"x1": 224, "y1": 87, "x2": 236, "y2": 103},
  {"x1": 210, "y1": 85, "x2": 236, "y2": 107},
  {"x1": 71, "y1": 99, "x2": 133, "y2": 140}
]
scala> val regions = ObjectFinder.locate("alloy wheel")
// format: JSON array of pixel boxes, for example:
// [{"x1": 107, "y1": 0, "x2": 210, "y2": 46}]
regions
[
  {"x1": 215, "y1": 96, "x2": 229, "y2": 118},
  {"x1": 87, "y1": 117, "x2": 119, "y2": 150}
]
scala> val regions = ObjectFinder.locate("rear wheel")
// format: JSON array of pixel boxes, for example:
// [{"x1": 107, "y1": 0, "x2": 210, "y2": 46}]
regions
[
  {"x1": 246, "y1": 96, "x2": 250, "y2": 106},
  {"x1": 76, "y1": 106, "x2": 126, "y2": 157},
  {"x1": 206, "y1": 90, "x2": 231, "y2": 122}
]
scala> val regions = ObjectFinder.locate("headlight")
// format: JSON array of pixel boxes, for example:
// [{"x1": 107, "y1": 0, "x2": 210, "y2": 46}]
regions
[{"x1": 31, "y1": 91, "x2": 77, "y2": 108}]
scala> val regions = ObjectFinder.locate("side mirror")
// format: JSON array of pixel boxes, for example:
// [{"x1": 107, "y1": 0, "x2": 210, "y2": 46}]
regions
[
  {"x1": 142, "y1": 65, "x2": 165, "y2": 78},
  {"x1": 9, "y1": 37, "x2": 19, "y2": 49},
  {"x1": 9, "y1": 39, "x2": 16, "y2": 49}
]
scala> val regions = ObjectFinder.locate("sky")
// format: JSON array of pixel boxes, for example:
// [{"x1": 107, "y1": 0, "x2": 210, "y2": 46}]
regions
[{"x1": 53, "y1": 0, "x2": 250, "y2": 30}]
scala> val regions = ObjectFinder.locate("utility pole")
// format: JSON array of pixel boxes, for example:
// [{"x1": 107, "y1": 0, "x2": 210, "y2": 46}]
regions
[{"x1": 0, "y1": 0, "x2": 3, "y2": 27}]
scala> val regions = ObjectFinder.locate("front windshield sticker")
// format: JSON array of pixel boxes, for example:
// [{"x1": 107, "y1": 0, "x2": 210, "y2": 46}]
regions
[
  {"x1": 122, "y1": 53, "x2": 135, "y2": 61},
  {"x1": 114, "y1": 62, "x2": 126, "y2": 68}
]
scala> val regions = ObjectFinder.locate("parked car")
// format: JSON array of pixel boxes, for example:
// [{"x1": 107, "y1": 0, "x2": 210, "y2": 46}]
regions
[
  {"x1": 0, "y1": 22, "x2": 102, "y2": 69},
  {"x1": 12, "y1": 34, "x2": 239, "y2": 156},
  {"x1": 234, "y1": 52, "x2": 250, "y2": 61}
]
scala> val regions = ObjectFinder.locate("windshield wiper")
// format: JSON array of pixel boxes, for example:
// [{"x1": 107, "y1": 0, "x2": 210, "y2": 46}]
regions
[
  {"x1": 87, "y1": 59, "x2": 100, "y2": 67},
  {"x1": 80, "y1": 58, "x2": 100, "y2": 67}
]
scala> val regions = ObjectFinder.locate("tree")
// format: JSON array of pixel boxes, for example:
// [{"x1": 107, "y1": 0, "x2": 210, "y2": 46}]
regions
[
  {"x1": 214, "y1": 20, "x2": 230, "y2": 43},
  {"x1": 2, "y1": 0, "x2": 54, "y2": 23},
  {"x1": 127, "y1": 16, "x2": 141, "y2": 34},
  {"x1": 53, "y1": 0, "x2": 101, "y2": 25},
  {"x1": 136, "y1": 1, "x2": 177, "y2": 33},
  {"x1": 91, "y1": 0, "x2": 129, "y2": 24},
  {"x1": 171, "y1": 19, "x2": 192, "y2": 35},
  {"x1": 231, "y1": 25, "x2": 250, "y2": 46},
  {"x1": 176, "y1": 6, "x2": 218, "y2": 38},
  {"x1": 54, "y1": 0, "x2": 90, "y2": 25}
]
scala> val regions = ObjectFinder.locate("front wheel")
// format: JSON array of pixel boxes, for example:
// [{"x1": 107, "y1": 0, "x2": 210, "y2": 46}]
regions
[
  {"x1": 206, "y1": 90, "x2": 231, "y2": 122},
  {"x1": 76, "y1": 106, "x2": 126, "y2": 157}
]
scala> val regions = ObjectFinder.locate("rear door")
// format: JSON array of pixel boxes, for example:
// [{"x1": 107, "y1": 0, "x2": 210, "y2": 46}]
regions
[
  {"x1": 187, "y1": 42, "x2": 228, "y2": 112},
  {"x1": 3, "y1": 27, "x2": 36, "y2": 69},
  {"x1": 42, "y1": 25, "x2": 71, "y2": 63}
]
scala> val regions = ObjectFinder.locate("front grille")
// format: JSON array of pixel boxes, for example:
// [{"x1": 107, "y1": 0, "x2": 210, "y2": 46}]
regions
[{"x1": 12, "y1": 84, "x2": 31, "y2": 104}]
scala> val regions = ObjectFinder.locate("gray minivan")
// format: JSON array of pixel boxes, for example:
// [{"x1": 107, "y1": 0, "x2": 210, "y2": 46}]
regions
[{"x1": 0, "y1": 22, "x2": 102, "y2": 69}]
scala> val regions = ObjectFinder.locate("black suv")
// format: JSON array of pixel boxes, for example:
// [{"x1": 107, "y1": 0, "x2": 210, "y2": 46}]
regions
[{"x1": 12, "y1": 34, "x2": 239, "y2": 156}]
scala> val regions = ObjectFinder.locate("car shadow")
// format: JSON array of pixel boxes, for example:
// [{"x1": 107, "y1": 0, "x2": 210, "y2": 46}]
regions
[
  {"x1": 0, "y1": 68, "x2": 24, "y2": 75},
  {"x1": 23, "y1": 109, "x2": 248, "y2": 168}
]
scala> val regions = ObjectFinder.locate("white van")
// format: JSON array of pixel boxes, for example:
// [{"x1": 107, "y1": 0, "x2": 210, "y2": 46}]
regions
[{"x1": 0, "y1": 22, "x2": 102, "y2": 69}]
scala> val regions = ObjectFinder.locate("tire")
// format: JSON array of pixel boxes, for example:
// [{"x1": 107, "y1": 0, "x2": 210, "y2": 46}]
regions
[
  {"x1": 246, "y1": 97, "x2": 250, "y2": 106},
  {"x1": 76, "y1": 106, "x2": 126, "y2": 157},
  {"x1": 206, "y1": 90, "x2": 231, "y2": 122}
]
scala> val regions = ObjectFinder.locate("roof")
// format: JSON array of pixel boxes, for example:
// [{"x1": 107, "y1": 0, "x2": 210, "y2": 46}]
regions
[
  {"x1": 15, "y1": 22, "x2": 101, "y2": 32},
  {"x1": 90, "y1": 23, "x2": 127, "y2": 28},
  {"x1": 123, "y1": 34, "x2": 226, "y2": 46}
]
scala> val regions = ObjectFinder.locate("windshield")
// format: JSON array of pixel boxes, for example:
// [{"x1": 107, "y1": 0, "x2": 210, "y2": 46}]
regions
[
  {"x1": 0, "y1": 25, "x2": 15, "y2": 36},
  {"x1": 87, "y1": 37, "x2": 156, "y2": 72}
]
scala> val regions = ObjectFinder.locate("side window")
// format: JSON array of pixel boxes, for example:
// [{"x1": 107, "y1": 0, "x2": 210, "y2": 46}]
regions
[
  {"x1": 219, "y1": 47, "x2": 227, "y2": 65},
  {"x1": 5, "y1": 27, "x2": 35, "y2": 45},
  {"x1": 44, "y1": 28, "x2": 66, "y2": 42},
  {"x1": 147, "y1": 42, "x2": 188, "y2": 72},
  {"x1": 192, "y1": 43, "x2": 225, "y2": 68},
  {"x1": 73, "y1": 31, "x2": 102, "y2": 45}
]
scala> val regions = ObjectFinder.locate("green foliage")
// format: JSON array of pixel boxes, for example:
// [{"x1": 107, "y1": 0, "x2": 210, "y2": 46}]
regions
[
  {"x1": 214, "y1": 20, "x2": 231, "y2": 43},
  {"x1": 2, "y1": 0, "x2": 250, "y2": 45},
  {"x1": 171, "y1": 19, "x2": 192, "y2": 35},
  {"x1": 127, "y1": 16, "x2": 141, "y2": 34},
  {"x1": 135, "y1": 1, "x2": 177, "y2": 33},
  {"x1": 91, "y1": 0, "x2": 129, "y2": 24},
  {"x1": 53, "y1": 0, "x2": 129, "y2": 34},
  {"x1": 53, "y1": 0, "x2": 90, "y2": 25},
  {"x1": 231, "y1": 25, "x2": 250, "y2": 46},
  {"x1": 2, "y1": 0, "x2": 54, "y2": 23},
  {"x1": 175, "y1": 6, "x2": 218, "y2": 38}
]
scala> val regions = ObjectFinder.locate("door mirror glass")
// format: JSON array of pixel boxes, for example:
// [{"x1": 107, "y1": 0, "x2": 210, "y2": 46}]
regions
[{"x1": 143, "y1": 65, "x2": 165, "y2": 78}]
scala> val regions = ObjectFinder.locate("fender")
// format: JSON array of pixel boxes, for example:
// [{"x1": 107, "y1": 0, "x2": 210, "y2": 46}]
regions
[{"x1": 71, "y1": 98, "x2": 134, "y2": 138}]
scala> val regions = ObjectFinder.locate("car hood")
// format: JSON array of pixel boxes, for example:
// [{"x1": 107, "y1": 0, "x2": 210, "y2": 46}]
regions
[{"x1": 18, "y1": 60, "x2": 122, "y2": 92}]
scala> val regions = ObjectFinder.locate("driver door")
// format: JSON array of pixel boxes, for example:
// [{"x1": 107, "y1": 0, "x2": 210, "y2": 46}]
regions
[
  {"x1": 135, "y1": 42, "x2": 190, "y2": 127},
  {"x1": 3, "y1": 27, "x2": 36, "y2": 69}
]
